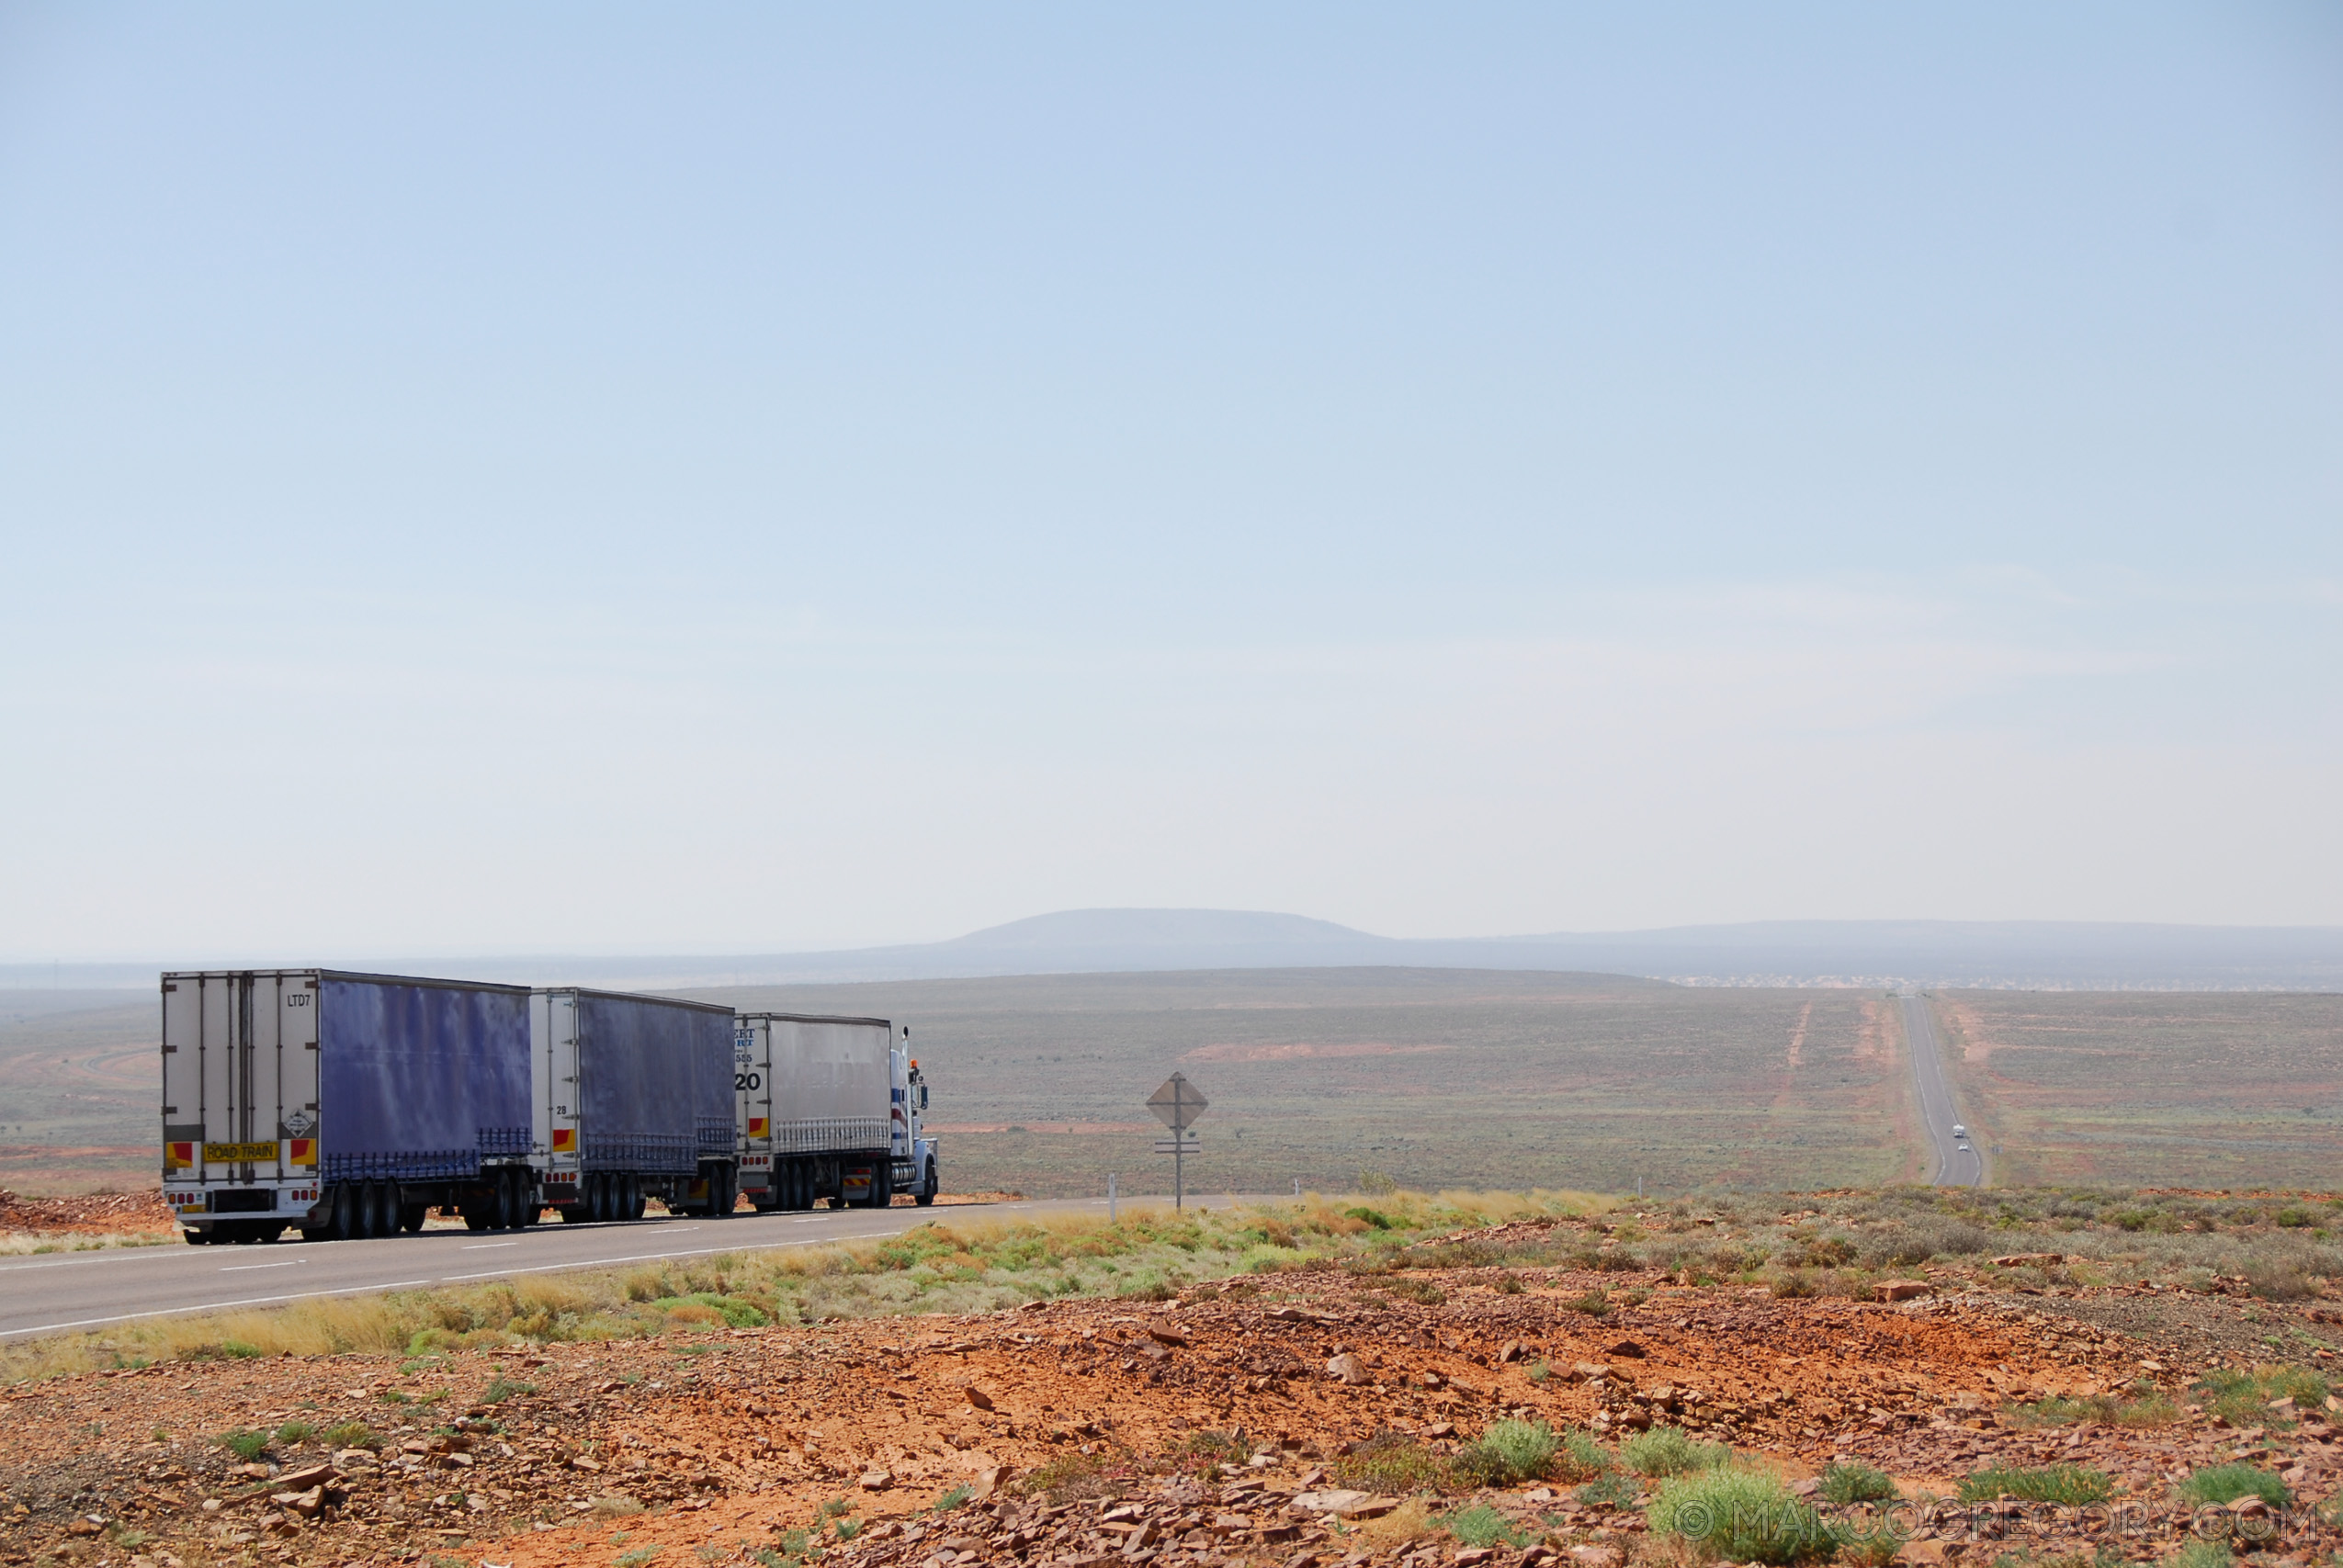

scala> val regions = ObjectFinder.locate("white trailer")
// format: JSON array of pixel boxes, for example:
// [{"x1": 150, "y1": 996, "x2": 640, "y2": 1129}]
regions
[{"x1": 733, "y1": 1012, "x2": 938, "y2": 1210}]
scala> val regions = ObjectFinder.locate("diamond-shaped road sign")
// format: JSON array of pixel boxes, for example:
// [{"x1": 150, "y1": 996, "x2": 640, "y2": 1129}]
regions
[{"x1": 1147, "y1": 1073, "x2": 1207, "y2": 1132}]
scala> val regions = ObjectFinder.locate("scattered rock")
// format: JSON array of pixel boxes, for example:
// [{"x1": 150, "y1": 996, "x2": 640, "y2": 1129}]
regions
[
  {"x1": 1326, "y1": 1353, "x2": 1370, "y2": 1385},
  {"x1": 270, "y1": 1485, "x2": 325, "y2": 1518},
  {"x1": 1604, "y1": 1339, "x2": 1647, "y2": 1359},
  {"x1": 1877, "y1": 1280, "x2": 1934, "y2": 1303},
  {"x1": 1292, "y1": 1489, "x2": 1398, "y2": 1518}
]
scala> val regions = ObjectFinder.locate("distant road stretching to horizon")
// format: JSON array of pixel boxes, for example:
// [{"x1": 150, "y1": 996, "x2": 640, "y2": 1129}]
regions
[{"x1": 1905, "y1": 994, "x2": 1983, "y2": 1187}]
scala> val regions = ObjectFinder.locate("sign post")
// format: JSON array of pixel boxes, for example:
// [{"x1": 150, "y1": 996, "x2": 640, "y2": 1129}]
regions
[{"x1": 1146, "y1": 1072, "x2": 1208, "y2": 1210}]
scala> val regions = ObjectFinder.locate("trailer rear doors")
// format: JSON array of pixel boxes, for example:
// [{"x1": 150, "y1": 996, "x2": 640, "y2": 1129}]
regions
[{"x1": 161, "y1": 971, "x2": 323, "y2": 1193}]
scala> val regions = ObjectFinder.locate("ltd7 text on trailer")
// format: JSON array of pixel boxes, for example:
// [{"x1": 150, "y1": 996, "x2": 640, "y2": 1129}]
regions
[
  {"x1": 161, "y1": 970, "x2": 536, "y2": 1243},
  {"x1": 732, "y1": 1013, "x2": 937, "y2": 1210},
  {"x1": 531, "y1": 988, "x2": 740, "y2": 1222}
]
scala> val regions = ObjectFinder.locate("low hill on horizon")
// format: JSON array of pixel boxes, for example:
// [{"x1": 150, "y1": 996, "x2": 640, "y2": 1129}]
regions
[{"x1": 6, "y1": 909, "x2": 2340, "y2": 993}]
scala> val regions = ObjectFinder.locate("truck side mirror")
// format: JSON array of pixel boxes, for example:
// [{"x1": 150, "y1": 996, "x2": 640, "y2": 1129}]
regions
[{"x1": 918, "y1": 1086, "x2": 928, "y2": 1110}]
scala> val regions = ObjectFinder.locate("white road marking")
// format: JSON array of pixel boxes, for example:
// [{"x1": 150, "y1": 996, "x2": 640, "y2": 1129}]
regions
[
  {"x1": 219, "y1": 1260, "x2": 300, "y2": 1271},
  {"x1": 0, "y1": 1247, "x2": 203, "y2": 1276},
  {"x1": 459, "y1": 1243, "x2": 519, "y2": 1251},
  {"x1": 0, "y1": 1280, "x2": 437, "y2": 1339}
]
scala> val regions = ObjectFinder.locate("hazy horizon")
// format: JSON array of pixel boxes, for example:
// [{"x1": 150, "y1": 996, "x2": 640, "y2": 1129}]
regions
[
  {"x1": 4, "y1": 5, "x2": 2337, "y2": 959},
  {"x1": 7, "y1": 908, "x2": 2340, "y2": 996}
]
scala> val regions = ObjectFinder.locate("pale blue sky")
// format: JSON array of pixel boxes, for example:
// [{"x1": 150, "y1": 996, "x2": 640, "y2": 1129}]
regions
[{"x1": 2, "y1": 4, "x2": 2338, "y2": 959}]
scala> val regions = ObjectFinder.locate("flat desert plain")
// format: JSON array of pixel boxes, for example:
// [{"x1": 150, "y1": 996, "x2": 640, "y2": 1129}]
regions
[
  {"x1": 1937, "y1": 989, "x2": 2343, "y2": 1190},
  {"x1": 693, "y1": 969, "x2": 1921, "y2": 1198}
]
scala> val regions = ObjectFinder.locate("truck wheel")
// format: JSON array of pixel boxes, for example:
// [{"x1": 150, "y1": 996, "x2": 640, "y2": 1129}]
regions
[
  {"x1": 362, "y1": 1182, "x2": 391, "y2": 1238},
  {"x1": 400, "y1": 1202, "x2": 427, "y2": 1234},
  {"x1": 914, "y1": 1158, "x2": 937, "y2": 1207},
  {"x1": 516, "y1": 1174, "x2": 540, "y2": 1227},
  {"x1": 626, "y1": 1175, "x2": 647, "y2": 1222},
  {"x1": 491, "y1": 1171, "x2": 517, "y2": 1230},
  {"x1": 328, "y1": 1182, "x2": 357, "y2": 1241}
]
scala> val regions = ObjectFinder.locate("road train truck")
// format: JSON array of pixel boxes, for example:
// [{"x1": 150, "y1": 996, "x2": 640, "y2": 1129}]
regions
[
  {"x1": 732, "y1": 1012, "x2": 939, "y2": 1209},
  {"x1": 529, "y1": 987, "x2": 740, "y2": 1222},
  {"x1": 161, "y1": 970, "x2": 535, "y2": 1243}
]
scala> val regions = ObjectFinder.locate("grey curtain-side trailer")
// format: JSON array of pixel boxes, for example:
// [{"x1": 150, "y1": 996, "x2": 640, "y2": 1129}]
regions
[{"x1": 161, "y1": 969, "x2": 536, "y2": 1244}]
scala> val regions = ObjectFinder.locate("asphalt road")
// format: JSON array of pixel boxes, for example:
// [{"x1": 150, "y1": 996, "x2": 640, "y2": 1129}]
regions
[
  {"x1": 1903, "y1": 993, "x2": 1983, "y2": 1187},
  {"x1": 0, "y1": 1197, "x2": 1171, "y2": 1341}
]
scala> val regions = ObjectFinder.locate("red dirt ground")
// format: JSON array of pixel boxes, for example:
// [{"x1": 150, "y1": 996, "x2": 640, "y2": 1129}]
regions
[{"x1": 3, "y1": 1238, "x2": 2337, "y2": 1568}]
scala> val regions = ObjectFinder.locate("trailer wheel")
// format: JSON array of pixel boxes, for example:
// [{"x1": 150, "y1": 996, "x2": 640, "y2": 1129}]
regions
[
  {"x1": 400, "y1": 1202, "x2": 427, "y2": 1234},
  {"x1": 328, "y1": 1182, "x2": 357, "y2": 1241},
  {"x1": 364, "y1": 1181, "x2": 396, "y2": 1239},
  {"x1": 914, "y1": 1157, "x2": 937, "y2": 1206},
  {"x1": 625, "y1": 1174, "x2": 646, "y2": 1222}
]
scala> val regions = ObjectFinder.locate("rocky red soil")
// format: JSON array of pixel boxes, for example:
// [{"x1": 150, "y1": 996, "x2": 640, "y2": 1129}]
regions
[
  {"x1": 0, "y1": 1189, "x2": 174, "y2": 1237},
  {"x1": 3, "y1": 1250, "x2": 2337, "y2": 1568}
]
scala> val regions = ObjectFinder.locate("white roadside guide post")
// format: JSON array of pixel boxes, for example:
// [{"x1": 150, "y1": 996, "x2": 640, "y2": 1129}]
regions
[
  {"x1": 1147, "y1": 1072, "x2": 1207, "y2": 1211},
  {"x1": 1108, "y1": 1171, "x2": 1117, "y2": 1223}
]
